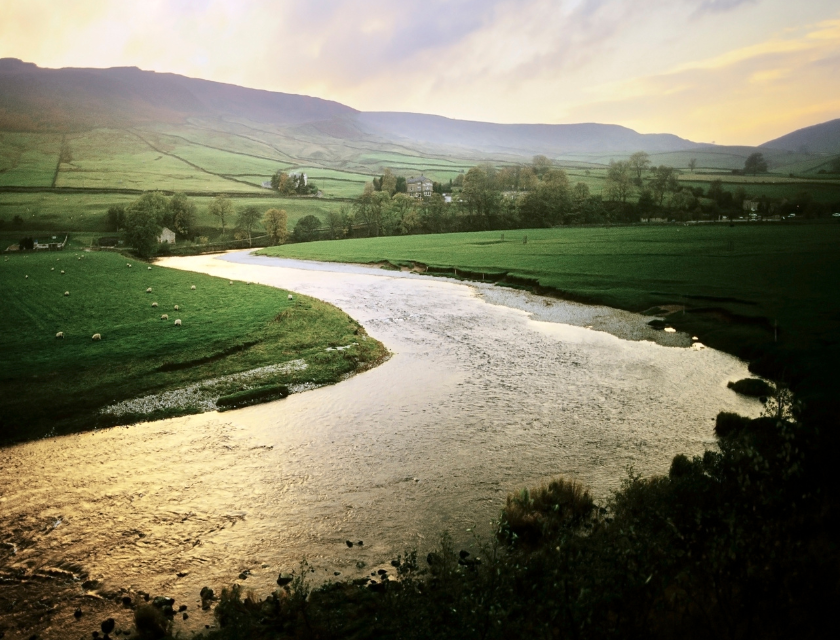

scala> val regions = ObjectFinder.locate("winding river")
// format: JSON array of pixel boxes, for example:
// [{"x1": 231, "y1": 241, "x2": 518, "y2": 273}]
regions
[{"x1": 0, "y1": 251, "x2": 760, "y2": 635}]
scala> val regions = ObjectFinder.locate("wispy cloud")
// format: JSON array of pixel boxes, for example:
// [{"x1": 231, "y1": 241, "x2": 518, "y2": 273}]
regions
[{"x1": 0, "y1": 0, "x2": 838, "y2": 144}]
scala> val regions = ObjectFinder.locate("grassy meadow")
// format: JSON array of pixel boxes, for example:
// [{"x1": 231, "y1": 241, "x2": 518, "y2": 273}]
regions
[
  {"x1": 0, "y1": 250, "x2": 386, "y2": 444},
  {"x1": 259, "y1": 223, "x2": 840, "y2": 392}
]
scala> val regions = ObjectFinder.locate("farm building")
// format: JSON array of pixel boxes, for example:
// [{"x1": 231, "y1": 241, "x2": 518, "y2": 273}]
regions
[
  {"x1": 158, "y1": 227, "x2": 176, "y2": 244},
  {"x1": 407, "y1": 175, "x2": 433, "y2": 198}
]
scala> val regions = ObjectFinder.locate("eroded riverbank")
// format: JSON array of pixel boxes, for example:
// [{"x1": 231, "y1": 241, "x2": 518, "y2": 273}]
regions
[{"x1": 0, "y1": 250, "x2": 761, "y2": 638}]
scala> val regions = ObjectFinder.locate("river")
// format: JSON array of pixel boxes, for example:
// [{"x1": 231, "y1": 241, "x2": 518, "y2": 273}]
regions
[{"x1": 0, "y1": 251, "x2": 761, "y2": 637}]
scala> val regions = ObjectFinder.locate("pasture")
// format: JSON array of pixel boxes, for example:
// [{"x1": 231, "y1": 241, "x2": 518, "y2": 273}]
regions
[
  {"x1": 259, "y1": 223, "x2": 840, "y2": 393},
  {"x1": 0, "y1": 250, "x2": 385, "y2": 444}
]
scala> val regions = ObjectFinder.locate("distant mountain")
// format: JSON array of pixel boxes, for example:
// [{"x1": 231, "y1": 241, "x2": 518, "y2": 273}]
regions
[
  {"x1": 353, "y1": 112, "x2": 701, "y2": 155},
  {"x1": 760, "y1": 118, "x2": 840, "y2": 155},
  {"x1": 0, "y1": 58, "x2": 356, "y2": 131}
]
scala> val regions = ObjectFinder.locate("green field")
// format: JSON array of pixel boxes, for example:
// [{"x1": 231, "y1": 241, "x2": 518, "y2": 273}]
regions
[
  {"x1": 0, "y1": 250, "x2": 385, "y2": 444},
  {"x1": 258, "y1": 223, "x2": 840, "y2": 391}
]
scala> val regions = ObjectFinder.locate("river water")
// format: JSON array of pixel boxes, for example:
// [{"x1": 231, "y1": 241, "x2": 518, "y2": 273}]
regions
[{"x1": 0, "y1": 251, "x2": 760, "y2": 636}]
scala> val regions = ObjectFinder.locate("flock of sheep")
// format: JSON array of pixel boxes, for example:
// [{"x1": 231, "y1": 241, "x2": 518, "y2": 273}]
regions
[{"x1": 47, "y1": 258, "x2": 194, "y2": 341}]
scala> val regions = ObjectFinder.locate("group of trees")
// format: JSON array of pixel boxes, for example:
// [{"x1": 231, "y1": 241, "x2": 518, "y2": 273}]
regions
[
  {"x1": 117, "y1": 192, "x2": 293, "y2": 257},
  {"x1": 270, "y1": 170, "x2": 318, "y2": 196}
]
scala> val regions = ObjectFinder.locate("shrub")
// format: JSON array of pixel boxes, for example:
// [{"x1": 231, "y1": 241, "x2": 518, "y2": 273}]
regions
[
  {"x1": 728, "y1": 378, "x2": 774, "y2": 397},
  {"x1": 134, "y1": 604, "x2": 170, "y2": 639},
  {"x1": 498, "y1": 476, "x2": 595, "y2": 547},
  {"x1": 715, "y1": 411, "x2": 752, "y2": 438}
]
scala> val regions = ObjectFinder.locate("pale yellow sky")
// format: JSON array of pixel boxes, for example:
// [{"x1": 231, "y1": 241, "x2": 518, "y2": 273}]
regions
[{"x1": 1, "y1": 0, "x2": 838, "y2": 145}]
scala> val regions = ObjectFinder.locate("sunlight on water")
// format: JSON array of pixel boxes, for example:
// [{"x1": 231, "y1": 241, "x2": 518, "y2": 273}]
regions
[{"x1": 0, "y1": 251, "x2": 761, "y2": 634}]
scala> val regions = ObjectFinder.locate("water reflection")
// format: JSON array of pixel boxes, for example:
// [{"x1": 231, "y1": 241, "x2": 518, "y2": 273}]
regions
[{"x1": 0, "y1": 251, "x2": 760, "y2": 634}]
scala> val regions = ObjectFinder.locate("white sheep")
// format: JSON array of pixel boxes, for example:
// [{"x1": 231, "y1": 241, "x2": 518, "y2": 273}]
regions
[
  {"x1": 174, "y1": 319, "x2": 182, "y2": 326},
  {"x1": 25, "y1": 275, "x2": 28, "y2": 279},
  {"x1": 146, "y1": 287, "x2": 152, "y2": 293},
  {"x1": 190, "y1": 285, "x2": 196, "y2": 290},
  {"x1": 174, "y1": 305, "x2": 179, "y2": 311},
  {"x1": 127, "y1": 264, "x2": 131, "y2": 267},
  {"x1": 147, "y1": 266, "x2": 152, "y2": 270},
  {"x1": 151, "y1": 302, "x2": 158, "y2": 308},
  {"x1": 664, "y1": 327, "x2": 677, "y2": 333},
  {"x1": 229, "y1": 281, "x2": 233, "y2": 285},
  {"x1": 64, "y1": 291, "x2": 69, "y2": 297},
  {"x1": 51, "y1": 267, "x2": 54, "y2": 271},
  {"x1": 60, "y1": 270, "x2": 65, "y2": 274},
  {"x1": 288, "y1": 294, "x2": 293, "y2": 300},
  {"x1": 56, "y1": 331, "x2": 64, "y2": 339},
  {"x1": 161, "y1": 314, "x2": 169, "y2": 320},
  {"x1": 92, "y1": 333, "x2": 101, "y2": 341}
]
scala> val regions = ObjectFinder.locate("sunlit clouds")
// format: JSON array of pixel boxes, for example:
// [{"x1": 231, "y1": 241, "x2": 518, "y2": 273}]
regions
[{"x1": 0, "y1": 0, "x2": 838, "y2": 144}]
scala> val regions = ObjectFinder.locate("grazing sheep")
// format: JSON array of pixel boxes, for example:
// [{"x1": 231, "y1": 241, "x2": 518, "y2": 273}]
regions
[
  {"x1": 25, "y1": 275, "x2": 28, "y2": 279},
  {"x1": 127, "y1": 264, "x2": 131, "y2": 267},
  {"x1": 288, "y1": 294, "x2": 293, "y2": 300},
  {"x1": 56, "y1": 332, "x2": 64, "y2": 339},
  {"x1": 152, "y1": 302, "x2": 158, "y2": 308},
  {"x1": 174, "y1": 319, "x2": 182, "y2": 326},
  {"x1": 147, "y1": 266, "x2": 152, "y2": 270},
  {"x1": 60, "y1": 270, "x2": 65, "y2": 274},
  {"x1": 51, "y1": 267, "x2": 54, "y2": 271},
  {"x1": 64, "y1": 291, "x2": 69, "y2": 296},
  {"x1": 174, "y1": 305, "x2": 179, "y2": 311},
  {"x1": 146, "y1": 287, "x2": 152, "y2": 293},
  {"x1": 664, "y1": 327, "x2": 677, "y2": 333},
  {"x1": 229, "y1": 281, "x2": 233, "y2": 285},
  {"x1": 92, "y1": 333, "x2": 101, "y2": 341},
  {"x1": 161, "y1": 314, "x2": 169, "y2": 320},
  {"x1": 190, "y1": 285, "x2": 196, "y2": 290}
]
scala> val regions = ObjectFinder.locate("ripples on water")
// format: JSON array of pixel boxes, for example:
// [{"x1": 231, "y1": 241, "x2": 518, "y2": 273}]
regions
[{"x1": 0, "y1": 251, "x2": 761, "y2": 634}]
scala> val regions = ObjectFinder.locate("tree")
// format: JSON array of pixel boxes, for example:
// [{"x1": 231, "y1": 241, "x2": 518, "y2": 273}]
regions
[
  {"x1": 326, "y1": 206, "x2": 350, "y2": 240},
  {"x1": 649, "y1": 165, "x2": 680, "y2": 206},
  {"x1": 420, "y1": 193, "x2": 450, "y2": 233},
  {"x1": 688, "y1": 158, "x2": 697, "y2": 173},
  {"x1": 628, "y1": 151, "x2": 651, "y2": 182},
  {"x1": 271, "y1": 170, "x2": 290, "y2": 192},
  {"x1": 293, "y1": 215, "x2": 322, "y2": 242},
  {"x1": 604, "y1": 160, "x2": 634, "y2": 206},
  {"x1": 460, "y1": 164, "x2": 502, "y2": 230},
  {"x1": 518, "y1": 168, "x2": 572, "y2": 227},
  {"x1": 532, "y1": 155, "x2": 552, "y2": 178},
  {"x1": 125, "y1": 192, "x2": 167, "y2": 258},
  {"x1": 236, "y1": 205, "x2": 262, "y2": 246},
  {"x1": 744, "y1": 152, "x2": 768, "y2": 175},
  {"x1": 208, "y1": 194, "x2": 233, "y2": 236},
  {"x1": 168, "y1": 193, "x2": 196, "y2": 238},
  {"x1": 395, "y1": 176, "x2": 407, "y2": 193},
  {"x1": 107, "y1": 205, "x2": 126, "y2": 231},
  {"x1": 263, "y1": 209, "x2": 288, "y2": 245},
  {"x1": 380, "y1": 168, "x2": 397, "y2": 195},
  {"x1": 354, "y1": 188, "x2": 391, "y2": 236}
]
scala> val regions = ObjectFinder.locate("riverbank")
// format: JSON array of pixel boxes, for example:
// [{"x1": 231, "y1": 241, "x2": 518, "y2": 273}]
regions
[{"x1": 0, "y1": 250, "x2": 387, "y2": 445}]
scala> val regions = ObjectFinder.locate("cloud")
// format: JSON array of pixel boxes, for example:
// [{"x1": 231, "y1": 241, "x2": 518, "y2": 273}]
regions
[{"x1": 0, "y1": 0, "x2": 838, "y2": 144}]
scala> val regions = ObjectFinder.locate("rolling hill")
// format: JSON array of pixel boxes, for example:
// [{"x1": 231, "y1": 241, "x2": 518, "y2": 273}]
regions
[{"x1": 760, "y1": 118, "x2": 840, "y2": 155}]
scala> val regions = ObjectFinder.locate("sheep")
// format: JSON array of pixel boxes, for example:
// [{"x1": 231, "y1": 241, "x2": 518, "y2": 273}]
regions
[
  {"x1": 161, "y1": 314, "x2": 169, "y2": 320},
  {"x1": 147, "y1": 266, "x2": 152, "y2": 270},
  {"x1": 56, "y1": 332, "x2": 64, "y2": 339},
  {"x1": 288, "y1": 294, "x2": 293, "y2": 300},
  {"x1": 92, "y1": 333, "x2": 101, "y2": 341},
  {"x1": 25, "y1": 275, "x2": 28, "y2": 279},
  {"x1": 51, "y1": 267, "x2": 54, "y2": 271},
  {"x1": 190, "y1": 285, "x2": 196, "y2": 290},
  {"x1": 664, "y1": 327, "x2": 677, "y2": 333},
  {"x1": 174, "y1": 305, "x2": 179, "y2": 311},
  {"x1": 127, "y1": 263, "x2": 131, "y2": 267},
  {"x1": 60, "y1": 270, "x2": 65, "y2": 275},
  {"x1": 229, "y1": 281, "x2": 233, "y2": 285},
  {"x1": 174, "y1": 319, "x2": 182, "y2": 326},
  {"x1": 64, "y1": 291, "x2": 69, "y2": 297},
  {"x1": 151, "y1": 302, "x2": 158, "y2": 308},
  {"x1": 146, "y1": 287, "x2": 152, "y2": 293}
]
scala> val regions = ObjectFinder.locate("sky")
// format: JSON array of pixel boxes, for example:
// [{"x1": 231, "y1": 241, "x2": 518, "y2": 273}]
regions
[{"x1": 1, "y1": 0, "x2": 839, "y2": 145}]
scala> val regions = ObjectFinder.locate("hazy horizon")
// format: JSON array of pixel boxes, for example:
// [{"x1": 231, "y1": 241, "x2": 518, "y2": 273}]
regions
[{"x1": 1, "y1": 0, "x2": 839, "y2": 146}]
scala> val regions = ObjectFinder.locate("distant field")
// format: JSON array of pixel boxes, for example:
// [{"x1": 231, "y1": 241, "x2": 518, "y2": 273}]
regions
[
  {"x1": 0, "y1": 132, "x2": 61, "y2": 187},
  {"x1": 0, "y1": 192, "x2": 350, "y2": 238},
  {"x1": 258, "y1": 223, "x2": 840, "y2": 388},
  {"x1": 0, "y1": 250, "x2": 384, "y2": 443}
]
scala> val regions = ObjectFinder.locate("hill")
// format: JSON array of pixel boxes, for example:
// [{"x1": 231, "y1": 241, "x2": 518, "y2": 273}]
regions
[
  {"x1": 760, "y1": 118, "x2": 840, "y2": 155},
  {"x1": 0, "y1": 58, "x2": 356, "y2": 132},
  {"x1": 353, "y1": 111, "x2": 701, "y2": 155}
]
